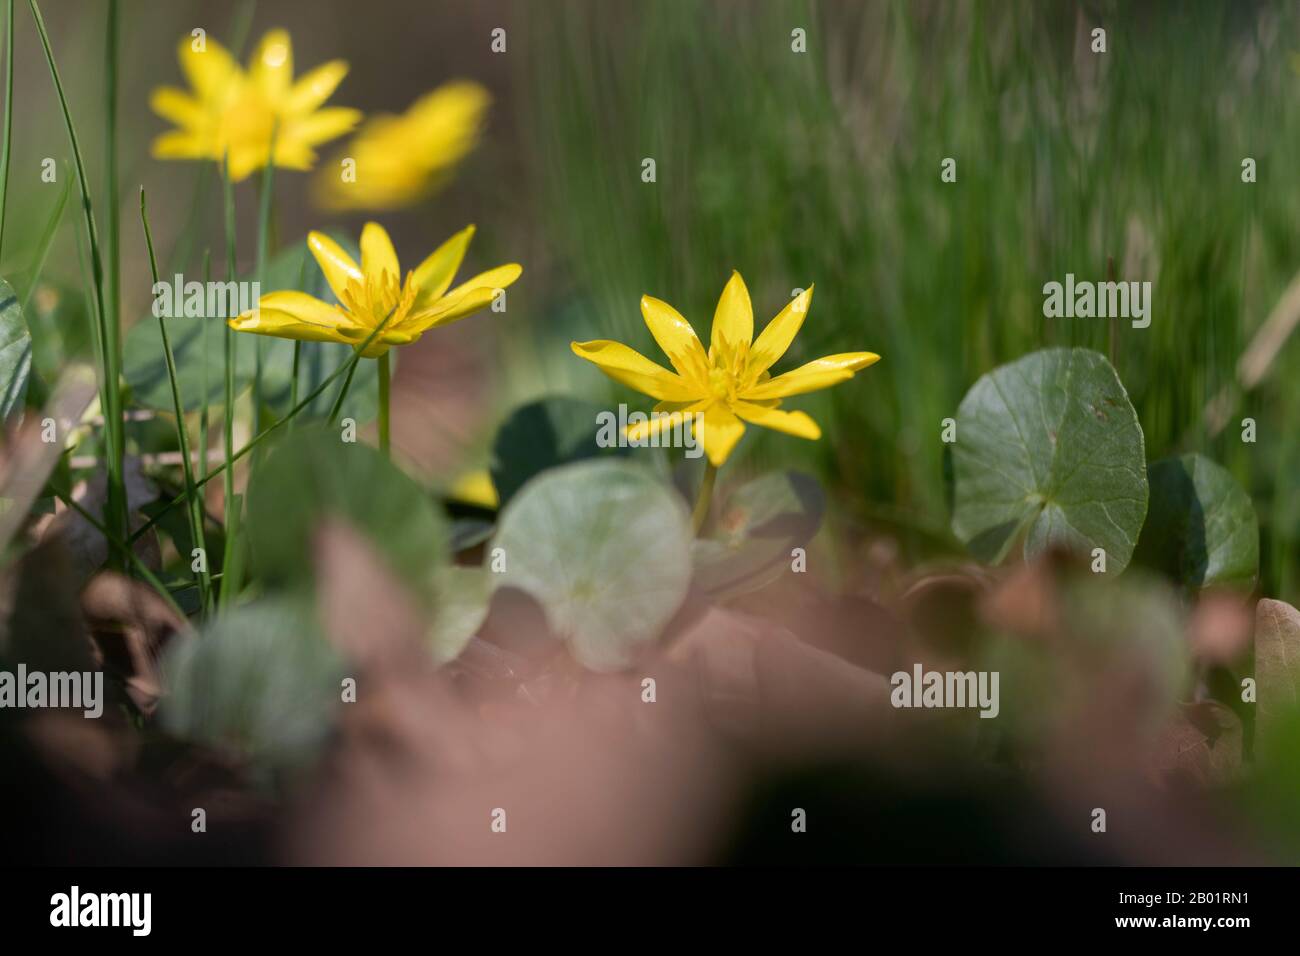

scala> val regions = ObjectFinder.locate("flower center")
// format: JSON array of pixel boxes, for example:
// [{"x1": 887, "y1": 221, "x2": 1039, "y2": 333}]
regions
[{"x1": 708, "y1": 366, "x2": 734, "y2": 402}]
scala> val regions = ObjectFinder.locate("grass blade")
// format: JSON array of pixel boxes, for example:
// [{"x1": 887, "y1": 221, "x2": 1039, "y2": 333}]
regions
[
  {"x1": 141, "y1": 187, "x2": 212, "y2": 616},
  {"x1": 29, "y1": 0, "x2": 127, "y2": 568}
]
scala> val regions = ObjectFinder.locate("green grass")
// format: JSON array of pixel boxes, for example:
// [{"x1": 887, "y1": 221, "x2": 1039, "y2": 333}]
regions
[{"x1": 523, "y1": 0, "x2": 1300, "y2": 601}]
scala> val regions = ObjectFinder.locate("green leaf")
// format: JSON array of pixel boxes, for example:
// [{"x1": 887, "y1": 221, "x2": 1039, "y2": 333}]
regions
[
  {"x1": 123, "y1": 297, "x2": 250, "y2": 410},
  {"x1": 692, "y1": 470, "x2": 824, "y2": 599},
  {"x1": 246, "y1": 425, "x2": 448, "y2": 601},
  {"x1": 490, "y1": 459, "x2": 692, "y2": 671},
  {"x1": 429, "y1": 565, "x2": 491, "y2": 664},
  {"x1": 489, "y1": 395, "x2": 629, "y2": 507},
  {"x1": 1256, "y1": 598, "x2": 1300, "y2": 759},
  {"x1": 0, "y1": 278, "x2": 32, "y2": 424},
  {"x1": 950, "y1": 347, "x2": 1148, "y2": 573},
  {"x1": 1134, "y1": 453, "x2": 1258, "y2": 590},
  {"x1": 159, "y1": 597, "x2": 343, "y2": 770}
]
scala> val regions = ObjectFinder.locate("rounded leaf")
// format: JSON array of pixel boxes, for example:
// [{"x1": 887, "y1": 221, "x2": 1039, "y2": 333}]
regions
[
  {"x1": 951, "y1": 348, "x2": 1148, "y2": 573},
  {"x1": 490, "y1": 460, "x2": 692, "y2": 671},
  {"x1": 246, "y1": 425, "x2": 448, "y2": 600},
  {"x1": 1134, "y1": 453, "x2": 1258, "y2": 590}
]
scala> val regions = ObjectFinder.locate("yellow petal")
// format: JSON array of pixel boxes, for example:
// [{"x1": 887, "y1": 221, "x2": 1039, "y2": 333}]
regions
[
  {"x1": 177, "y1": 35, "x2": 239, "y2": 102},
  {"x1": 229, "y1": 291, "x2": 355, "y2": 344},
  {"x1": 731, "y1": 401, "x2": 821, "y2": 440},
  {"x1": 360, "y1": 222, "x2": 400, "y2": 282},
  {"x1": 448, "y1": 469, "x2": 499, "y2": 509},
  {"x1": 150, "y1": 87, "x2": 204, "y2": 129},
  {"x1": 248, "y1": 29, "x2": 293, "y2": 102},
  {"x1": 625, "y1": 399, "x2": 709, "y2": 443},
  {"x1": 709, "y1": 270, "x2": 754, "y2": 360},
  {"x1": 285, "y1": 60, "x2": 350, "y2": 115},
  {"x1": 151, "y1": 130, "x2": 205, "y2": 160},
  {"x1": 289, "y1": 107, "x2": 363, "y2": 147},
  {"x1": 570, "y1": 341, "x2": 703, "y2": 402},
  {"x1": 416, "y1": 286, "x2": 496, "y2": 330},
  {"x1": 444, "y1": 263, "x2": 521, "y2": 300},
  {"x1": 254, "y1": 290, "x2": 354, "y2": 329},
  {"x1": 747, "y1": 285, "x2": 813, "y2": 378},
  {"x1": 700, "y1": 401, "x2": 745, "y2": 466},
  {"x1": 641, "y1": 295, "x2": 708, "y2": 387},
  {"x1": 413, "y1": 226, "x2": 475, "y2": 304},
  {"x1": 308, "y1": 231, "x2": 363, "y2": 302},
  {"x1": 741, "y1": 352, "x2": 880, "y2": 400},
  {"x1": 227, "y1": 146, "x2": 270, "y2": 182}
]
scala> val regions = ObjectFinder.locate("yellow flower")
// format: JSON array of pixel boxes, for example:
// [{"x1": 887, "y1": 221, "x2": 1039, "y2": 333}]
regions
[
  {"x1": 571, "y1": 272, "x2": 879, "y2": 467},
  {"x1": 150, "y1": 29, "x2": 362, "y2": 182},
  {"x1": 449, "y1": 469, "x2": 499, "y2": 510},
  {"x1": 229, "y1": 222, "x2": 521, "y2": 358},
  {"x1": 314, "y1": 81, "x2": 491, "y2": 211}
]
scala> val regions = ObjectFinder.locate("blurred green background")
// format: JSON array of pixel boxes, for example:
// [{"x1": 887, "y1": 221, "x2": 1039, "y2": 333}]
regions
[{"x1": 3, "y1": 0, "x2": 1298, "y2": 600}]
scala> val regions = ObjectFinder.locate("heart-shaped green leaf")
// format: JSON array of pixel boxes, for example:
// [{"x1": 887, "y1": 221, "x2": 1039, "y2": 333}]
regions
[
  {"x1": 951, "y1": 347, "x2": 1148, "y2": 573},
  {"x1": 160, "y1": 597, "x2": 343, "y2": 770},
  {"x1": 246, "y1": 425, "x2": 448, "y2": 601},
  {"x1": 0, "y1": 279, "x2": 33, "y2": 425},
  {"x1": 429, "y1": 565, "x2": 492, "y2": 664},
  {"x1": 490, "y1": 459, "x2": 692, "y2": 671},
  {"x1": 692, "y1": 470, "x2": 824, "y2": 599},
  {"x1": 1134, "y1": 453, "x2": 1258, "y2": 590},
  {"x1": 489, "y1": 395, "x2": 629, "y2": 507}
]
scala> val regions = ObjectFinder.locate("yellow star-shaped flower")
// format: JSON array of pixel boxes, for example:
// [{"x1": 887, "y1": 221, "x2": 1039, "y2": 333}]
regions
[
  {"x1": 150, "y1": 29, "x2": 361, "y2": 181},
  {"x1": 229, "y1": 222, "x2": 521, "y2": 357},
  {"x1": 572, "y1": 272, "x2": 879, "y2": 466},
  {"x1": 315, "y1": 81, "x2": 491, "y2": 211}
]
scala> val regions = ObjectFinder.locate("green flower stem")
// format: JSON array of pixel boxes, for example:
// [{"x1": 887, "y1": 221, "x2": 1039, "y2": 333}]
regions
[
  {"x1": 219, "y1": 155, "x2": 240, "y2": 610},
  {"x1": 199, "y1": 249, "x2": 211, "y2": 488},
  {"x1": 104, "y1": 0, "x2": 121, "y2": 421},
  {"x1": 141, "y1": 188, "x2": 211, "y2": 617},
  {"x1": 30, "y1": 0, "x2": 127, "y2": 569},
  {"x1": 691, "y1": 461, "x2": 718, "y2": 534},
  {"x1": 377, "y1": 352, "x2": 391, "y2": 456},
  {"x1": 252, "y1": 127, "x2": 278, "y2": 438},
  {"x1": 0, "y1": 0, "x2": 14, "y2": 259},
  {"x1": 128, "y1": 313, "x2": 400, "y2": 547}
]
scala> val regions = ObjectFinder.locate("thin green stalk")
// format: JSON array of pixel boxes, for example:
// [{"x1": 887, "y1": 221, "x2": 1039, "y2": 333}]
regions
[
  {"x1": 289, "y1": 342, "x2": 302, "y2": 423},
  {"x1": 104, "y1": 0, "x2": 121, "y2": 407},
  {"x1": 326, "y1": 357, "x2": 361, "y2": 424},
  {"x1": 287, "y1": 253, "x2": 310, "y2": 431},
  {"x1": 219, "y1": 155, "x2": 239, "y2": 609},
  {"x1": 141, "y1": 188, "x2": 211, "y2": 616},
  {"x1": 30, "y1": 0, "x2": 127, "y2": 569},
  {"x1": 377, "y1": 351, "x2": 391, "y2": 456},
  {"x1": 252, "y1": 126, "x2": 278, "y2": 437},
  {"x1": 54, "y1": 489, "x2": 190, "y2": 624},
  {"x1": 130, "y1": 313, "x2": 401, "y2": 546},
  {"x1": 691, "y1": 461, "x2": 718, "y2": 534},
  {"x1": 0, "y1": 0, "x2": 14, "y2": 259},
  {"x1": 199, "y1": 249, "x2": 211, "y2": 489},
  {"x1": 20, "y1": 172, "x2": 70, "y2": 312}
]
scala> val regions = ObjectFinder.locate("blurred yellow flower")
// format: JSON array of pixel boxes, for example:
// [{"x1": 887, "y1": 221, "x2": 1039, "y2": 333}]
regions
[
  {"x1": 449, "y1": 469, "x2": 499, "y2": 509},
  {"x1": 229, "y1": 222, "x2": 521, "y2": 357},
  {"x1": 314, "y1": 81, "x2": 491, "y2": 211},
  {"x1": 150, "y1": 29, "x2": 362, "y2": 181},
  {"x1": 572, "y1": 273, "x2": 879, "y2": 467}
]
